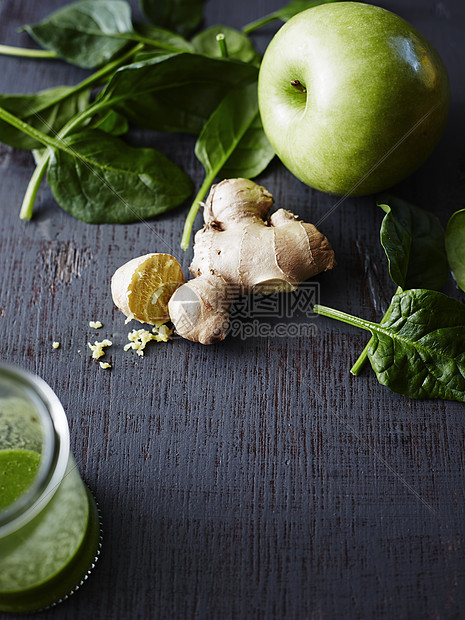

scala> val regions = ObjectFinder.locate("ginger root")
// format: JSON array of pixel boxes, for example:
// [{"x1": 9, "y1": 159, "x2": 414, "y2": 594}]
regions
[
  {"x1": 168, "y1": 178, "x2": 335, "y2": 344},
  {"x1": 111, "y1": 253, "x2": 184, "y2": 325}
]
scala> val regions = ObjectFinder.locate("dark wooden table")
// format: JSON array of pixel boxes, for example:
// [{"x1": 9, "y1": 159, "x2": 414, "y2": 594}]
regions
[{"x1": 1, "y1": 1, "x2": 464, "y2": 618}]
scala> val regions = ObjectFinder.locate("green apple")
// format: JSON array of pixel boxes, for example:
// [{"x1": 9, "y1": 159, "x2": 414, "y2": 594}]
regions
[{"x1": 258, "y1": 2, "x2": 450, "y2": 196}]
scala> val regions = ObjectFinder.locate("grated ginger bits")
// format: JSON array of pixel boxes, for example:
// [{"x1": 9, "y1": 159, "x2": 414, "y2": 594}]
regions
[
  {"x1": 124, "y1": 325, "x2": 172, "y2": 357},
  {"x1": 88, "y1": 339, "x2": 112, "y2": 359}
]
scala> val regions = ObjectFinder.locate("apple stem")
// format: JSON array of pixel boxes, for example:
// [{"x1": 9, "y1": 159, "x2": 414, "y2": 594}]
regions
[{"x1": 291, "y1": 80, "x2": 306, "y2": 94}]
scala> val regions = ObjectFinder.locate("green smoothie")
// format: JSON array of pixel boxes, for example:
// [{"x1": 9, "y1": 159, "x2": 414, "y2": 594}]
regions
[
  {"x1": 0, "y1": 372, "x2": 102, "y2": 613},
  {"x1": 0, "y1": 452, "x2": 101, "y2": 613},
  {"x1": 0, "y1": 449, "x2": 41, "y2": 511}
]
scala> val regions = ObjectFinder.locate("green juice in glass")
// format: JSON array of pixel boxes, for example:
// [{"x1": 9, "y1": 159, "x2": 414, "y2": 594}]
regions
[
  {"x1": 0, "y1": 449, "x2": 41, "y2": 510},
  {"x1": 0, "y1": 366, "x2": 101, "y2": 614}
]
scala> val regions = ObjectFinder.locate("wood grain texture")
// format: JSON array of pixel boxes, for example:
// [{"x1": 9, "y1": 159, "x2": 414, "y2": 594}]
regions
[{"x1": 1, "y1": 0, "x2": 465, "y2": 618}]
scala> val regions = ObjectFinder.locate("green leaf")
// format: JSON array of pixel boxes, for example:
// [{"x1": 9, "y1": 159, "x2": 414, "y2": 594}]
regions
[
  {"x1": 97, "y1": 52, "x2": 258, "y2": 134},
  {"x1": 46, "y1": 129, "x2": 193, "y2": 224},
  {"x1": 0, "y1": 87, "x2": 90, "y2": 150},
  {"x1": 133, "y1": 22, "x2": 194, "y2": 52},
  {"x1": 243, "y1": 0, "x2": 340, "y2": 34},
  {"x1": 195, "y1": 81, "x2": 261, "y2": 176},
  {"x1": 445, "y1": 209, "x2": 465, "y2": 292},
  {"x1": 351, "y1": 195, "x2": 448, "y2": 376},
  {"x1": 378, "y1": 195, "x2": 448, "y2": 290},
  {"x1": 315, "y1": 289, "x2": 465, "y2": 402},
  {"x1": 214, "y1": 114, "x2": 275, "y2": 179},
  {"x1": 191, "y1": 25, "x2": 260, "y2": 65},
  {"x1": 90, "y1": 110, "x2": 129, "y2": 136},
  {"x1": 181, "y1": 81, "x2": 274, "y2": 249},
  {"x1": 140, "y1": 0, "x2": 204, "y2": 38},
  {"x1": 24, "y1": 0, "x2": 133, "y2": 69}
]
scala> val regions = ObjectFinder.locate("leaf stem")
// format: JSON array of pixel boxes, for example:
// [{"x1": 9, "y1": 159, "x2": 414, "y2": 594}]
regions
[
  {"x1": 119, "y1": 32, "x2": 190, "y2": 54},
  {"x1": 60, "y1": 100, "x2": 111, "y2": 136},
  {"x1": 242, "y1": 15, "x2": 278, "y2": 34},
  {"x1": 0, "y1": 106, "x2": 62, "y2": 150},
  {"x1": 180, "y1": 172, "x2": 216, "y2": 250},
  {"x1": 0, "y1": 44, "x2": 58, "y2": 59},
  {"x1": 20, "y1": 153, "x2": 49, "y2": 220},
  {"x1": 74, "y1": 43, "x2": 144, "y2": 92},
  {"x1": 349, "y1": 286, "x2": 402, "y2": 376},
  {"x1": 350, "y1": 339, "x2": 372, "y2": 376},
  {"x1": 313, "y1": 304, "x2": 373, "y2": 332},
  {"x1": 38, "y1": 44, "x2": 144, "y2": 136},
  {"x1": 24, "y1": 43, "x2": 144, "y2": 124},
  {"x1": 216, "y1": 33, "x2": 228, "y2": 58}
]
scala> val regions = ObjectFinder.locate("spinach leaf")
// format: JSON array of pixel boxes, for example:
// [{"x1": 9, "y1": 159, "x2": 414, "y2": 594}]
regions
[
  {"x1": 445, "y1": 209, "x2": 465, "y2": 292},
  {"x1": 140, "y1": 0, "x2": 204, "y2": 38},
  {"x1": 90, "y1": 110, "x2": 129, "y2": 136},
  {"x1": 217, "y1": 114, "x2": 275, "y2": 179},
  {"x1": 24, "y1": 0, "x2": 133, "y2": 69},
  {"x1": 378, "y1": 195, "x2": 448, "y2": 291},
  {"x1": 351, "y1": 195, "x2": 448, "y2": 375},
  {"x1": 0, "y1": 41, "x2": 144, "y2": 151},
  {"x1": 315, "y1": 289, "x2": 465, "y2": 402},
  {"x1": 194, "y1": 82, "x2": 261, "y2": 177},
  {"x1": 181, "y1": 81, "x2": 274, "y2": 249},
  {"x1": 0, "y1": 87, "x2": 90, "y2": 150},
  {"x1": 97, "y1": 52, "x2": 258, "y2": 134},
  {"x1": 133, "y1": 22, "x2": 194, "y2": 52},
  {"x1": 243, "y1": 0, "x2": 340, "y2": 34},
  {"x1": 191, "y1": 25, "x2": 260, "y2": 65},
  {"x1": 46, "y1": 129, "x2": 193, "y2": 224}
]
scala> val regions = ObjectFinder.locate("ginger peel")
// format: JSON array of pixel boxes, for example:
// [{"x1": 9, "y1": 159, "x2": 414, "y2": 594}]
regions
[{"x1": 168, "y1": 178, "x2": 335, "y2": 344}]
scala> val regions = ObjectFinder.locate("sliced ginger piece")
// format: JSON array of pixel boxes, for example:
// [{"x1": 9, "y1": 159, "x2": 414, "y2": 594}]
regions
[{"x1": 111, "y1": 253, "x2": 184, "y2": 325}]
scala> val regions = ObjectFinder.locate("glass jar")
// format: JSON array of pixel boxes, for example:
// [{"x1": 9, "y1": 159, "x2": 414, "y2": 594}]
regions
[{"x1": 0, "y1": 362, "x2": 101, "y2": 613}]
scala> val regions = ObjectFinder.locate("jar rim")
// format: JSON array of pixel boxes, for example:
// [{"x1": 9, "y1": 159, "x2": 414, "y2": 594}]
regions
[{"x1": 0, "y1": 363, "x2": 70, "y2": 538}]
